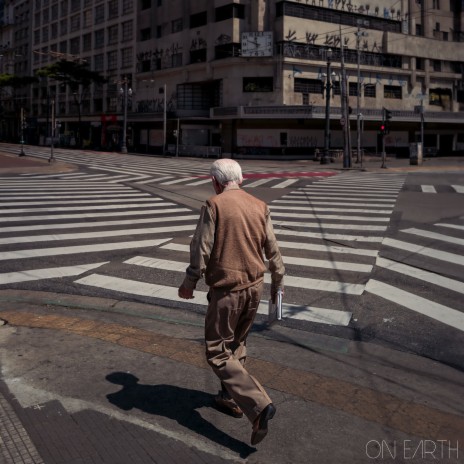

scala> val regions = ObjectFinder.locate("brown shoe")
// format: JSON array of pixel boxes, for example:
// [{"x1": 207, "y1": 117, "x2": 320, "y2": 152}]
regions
[
  {"x1": 214, "y1": 392, "x2": 244, "y2": 418},
  {"x1": 251, "y1": 403, "x2": 276, "y2": 446}
]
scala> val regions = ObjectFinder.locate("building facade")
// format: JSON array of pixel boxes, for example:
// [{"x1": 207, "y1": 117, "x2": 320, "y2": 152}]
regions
[{"x1": 1, "y1": 0, "x2": 463, "y2": 156}]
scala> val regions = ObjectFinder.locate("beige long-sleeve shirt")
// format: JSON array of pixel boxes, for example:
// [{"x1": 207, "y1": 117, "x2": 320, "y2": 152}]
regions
[{"x1": 182, "y1": 185, "x2": 285, "y2": 292}]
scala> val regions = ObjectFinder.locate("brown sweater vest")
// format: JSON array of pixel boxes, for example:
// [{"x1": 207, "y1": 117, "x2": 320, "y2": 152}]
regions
[{"x1": 205, "y1": 188, "x2": 268, "y2": 290}]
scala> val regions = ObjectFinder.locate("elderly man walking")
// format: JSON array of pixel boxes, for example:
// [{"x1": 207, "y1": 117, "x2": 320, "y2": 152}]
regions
[{"x1": 178, "y1": 158, "x2": 285, "y2": 445}]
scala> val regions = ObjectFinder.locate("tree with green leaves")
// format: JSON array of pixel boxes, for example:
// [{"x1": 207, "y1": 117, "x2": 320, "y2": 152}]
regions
[{"x1": 36, "y1": 59, "x2": 107, "y2": 147}]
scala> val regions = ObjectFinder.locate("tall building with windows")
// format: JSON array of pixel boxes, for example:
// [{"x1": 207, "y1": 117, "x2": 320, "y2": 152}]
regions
[{"x1": 2, "y1": 0, "x2": 464, "y2": 155}]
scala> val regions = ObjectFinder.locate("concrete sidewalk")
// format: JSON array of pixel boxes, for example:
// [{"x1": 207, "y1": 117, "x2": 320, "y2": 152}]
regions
[{"x1": 0, "y1": 290, "x2": 463, "y2": 463}]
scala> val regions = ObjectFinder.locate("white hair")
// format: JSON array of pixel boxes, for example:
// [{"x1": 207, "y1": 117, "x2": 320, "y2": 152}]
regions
[{"x1": 210, "y1": 159, "x2": 243, "y2": 186}]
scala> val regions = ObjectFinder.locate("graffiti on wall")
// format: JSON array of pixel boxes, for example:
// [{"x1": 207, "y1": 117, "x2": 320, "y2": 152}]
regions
[
  {"x1": 136, "y1": 42, "x2": 183, "y2": 72},
  {"x1": 290, "y1": 0, "x2": 401, "y2": 19}
]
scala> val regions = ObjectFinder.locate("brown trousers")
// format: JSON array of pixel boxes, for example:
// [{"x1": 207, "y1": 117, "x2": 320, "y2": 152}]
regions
[{"x1": 205, "y1": 281, "x2": 271, "y2": 423}]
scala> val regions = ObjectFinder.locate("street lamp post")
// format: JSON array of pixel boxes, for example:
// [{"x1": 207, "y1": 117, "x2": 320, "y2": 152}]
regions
[
  {"x1": 321, "y1": 48, "x2": 333, "y2": 165},
  {"x1": 120, "y1": 79, "x2": 132, "y2": 154}
]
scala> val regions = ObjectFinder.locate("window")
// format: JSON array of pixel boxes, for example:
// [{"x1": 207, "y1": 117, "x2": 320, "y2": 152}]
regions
[
  {"x1": 108, "y1": 0, "x2": 118, "y2": 18},
  {"x1": 190, "y1": 48, "x2": 207, "y2": 63},
  {"x1": 60, "y1": 18, "x2": 67, "y2": 34},
  {"x1": 157, "y1": 0, "x2": 161, "y2": 5},
  {"x1": 294, "y1": 78, "x2": 323, "y2": 94},
  {"x1": 215, "y1": 3, "x2": 245, "y2": 22},
  {"x1": 433, "y1": 60, "x2": 442, "y2": 72},
  {"x1": 51, "y1": 4, "x2": 58, "y2": 19},
  {"x1": 171, "y1": 52, "x2": 182, "y2": 67},
  {"x1": 51, "y1": 22, "x2": 58, "y2": 39},
  {"x1": 71, "y1": 0, "x2": 80, "y2": 12},
  {"x1": 94, "y1": 53, "x2": 104, "y2": 71},
  {"x1": 364, "y1": 84, "x2": 376, "y2": 98},
  {"x1": 156, "y1": 25, "x2": 162, "y2": 38},
  {"x1": 429, "y1": 88, "x2": 452, "y2": 106},
  {"x1": 121, "y1": 47, "x2": 132, "y2": 67},
  {"x1": 35, "y1": 12, "x2": 41, "y2": 28},
  {"x1": 59, "y1": 40, "x2": 67, "y2": 53},
  {"x1": 108, "y1": 24, "x2": 118, "y2": 44},
  {"x1": 243, "y1": 77, "x2": 273, "y2": 92},
  {"x1": 94, "y1": 29, "x2": 104, "y2": 48},
  {"x1": 141, "y1": 27, "x2": 151, "y2": 41},
  {"x1": 42, "y1": 26, "x2": 49, "y2": 41},
  {"x1": 416, "y1": 58, "x2": 424, "y2": 70},
  {"x1": 83, "y1": 9, "x2": 92, "y2": 27},
  {"x1": 190, "y1": 11, "x2": 207, "y2": 28},
  {"x1": 70, "y1": 13, "x2": 80, "y2": 32},
  {"x1": 95, "y1": 4, "x2": 104, "y2": 24},
  {"x1": 384, "y1": 85, "x2": 402, "y2": 99},
  {"x1": 107, "y1": 50, "x2": 117, "y2": 70},
  {"x1": 70, "y1": 36, "x2": 79, "y2": 55},
  {"x1": 415, "y1": 24, "x2": 422, "y2": 36},
  {"x1": 215, "y1": 43, "x2": 240, "y2": 59},
  {"x1": 177, "y1": 81, "x2": 221, "y2": 110},
  {"x1": 122, "y1": 20, "x2": 133, "y2": 41},
  {"x1": 332, "y1": 81, "x2": 341, "y2": 96},
  {"x1": 122, "y1": 0, "x2": 133, "y2": 14},
  {"x1": 349, "y1": 82, "x2": 358, "y2": 96},
  {"x1": 432, "y1": 0, "x2": 440, "y2": 8},
  {"x1": 443, "y1": 31, "x2": 448, "y2": 41},
  {"x1": 172, "y1": 18, "x2": 183, "y2": 33},
  {"x1": 43, "y1": 8, "x2": 49, "y2": 22},
  {"x1": 60, "y1": 0, "x2": 68, "y2": 16},
  {"x1": 141, "y1": 0, "x2": 150, "y2": 9},
  {"x1": 83, "y1": 33, "x2": 91, "y2": 51}
]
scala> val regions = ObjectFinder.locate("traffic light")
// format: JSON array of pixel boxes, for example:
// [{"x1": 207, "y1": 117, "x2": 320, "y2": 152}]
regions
[
  {"x1": 385, "y1": 109, "x2": 393, "y2": 120},
  {"x1": 379, "y1": 124, "x2": 386, "y2": 135}
]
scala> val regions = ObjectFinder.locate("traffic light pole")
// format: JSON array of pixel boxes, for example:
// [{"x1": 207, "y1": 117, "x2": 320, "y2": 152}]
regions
[{"x1": 381, "y1": 107, "x2": 387, "y2": 168}]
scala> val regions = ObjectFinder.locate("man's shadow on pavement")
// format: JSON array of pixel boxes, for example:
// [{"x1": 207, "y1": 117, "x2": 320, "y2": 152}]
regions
[{"x1": 105, "y1": 372, "x2": 255, "y2": 457}]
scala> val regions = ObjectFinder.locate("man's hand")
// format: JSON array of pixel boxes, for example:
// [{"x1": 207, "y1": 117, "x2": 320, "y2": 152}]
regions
[
  {"x1": 271, "y1": 287, "x2": 284, "y2": 303},
  {"x1": 178, "y1": 284, "x2": 194, "y2": 299}
]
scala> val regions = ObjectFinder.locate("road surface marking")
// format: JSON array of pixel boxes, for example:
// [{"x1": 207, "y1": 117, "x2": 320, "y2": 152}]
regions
[
  {"x1": 275, "y1": 229, "x2": 384, "y2": 242},
  {"x1": 1, "y1": 215, "x2": 198, "y2": 233},
  {"x1": 376, "y1": 257, "x2": 464, "y2": 294},
  {"x1": 435, "y1": 223, "x2": 464, "y2": 231},
  {"x1": 0, "y1": 224, "x2": 196, "y2": 245},
  {"x1": 452, "y1": 185, "x2": 464, "y2": 193},
  {"x1": 75, "y1": 273, "x2": 352, "y2": 325},
  {"x1": 0, "y1": 239, "x2": 171, "y2": 261},
  {"x1": 0, "y1": 207, "x2": 191, "y2": 223},
  {"x1": 0, "y1": 197, "x2": 166, "y2": 207},
  {"x1": 160, "y1": 176, "x2": 198, "y2": 185},
  {"x1": 186, "y1": 178, "x2": 213, "y2": 186},
  {"x1": 421, "y1": 185, "x2": 437, "y2": 193},
  {"x1": 124, "y1": 256, "x2": 365, "y2": 294},
  {"x1": 283, "y1": 194, "x2": 396, "y2": 203},
  {"x1": 270, "y1": 205, "x2": 392, "y2": 214},
  {"x1": 270, "y1": 211, "x2": 390, "y2": 222},
  {"x1": 244, "y1": 178, "x2": 277, "y2": 188},
  {"x1": 382, "y1": 238, "x2": 464, "y2": 266},
  {"x1": 365, "y1": 279, "x2": 464, "y2": 332},
  {"x1": 276, "y1": 241, "x2": 378, "y2": 257},
  {"x1": 271, "y1": 179, "x2": 299, "y2": 189},
  {"x1": 0, "y1": 202, "x2": 176, "y2": 214},
  {"x1": 273, "y1": 220, "x2": 387, "y2": 231},
  {"x1": 0, "y1": 262, "x2": 109, "y2": 285},
  {"x1": 273, "y1": 200, "x2": 395, "y2": 208},
  {"x1": 401, "y1": 228, "x2": 464, "y2": 247},
  {"x1": 0, "y1": 193, "x2": 151, "y2": 200}
]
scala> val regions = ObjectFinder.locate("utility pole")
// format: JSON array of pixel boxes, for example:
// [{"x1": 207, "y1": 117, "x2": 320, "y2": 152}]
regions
[
  {"x1": 340, "y1": 26, "x2": 351, "y2": 168},
  {"x1": 356, "y1": 25, "x2": 368, "y2": 164}
]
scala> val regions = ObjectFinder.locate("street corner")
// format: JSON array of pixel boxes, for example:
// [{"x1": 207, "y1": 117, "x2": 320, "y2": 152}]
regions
[{"x1": 0, "y1": 150, "x2": 77, "y2": 175}]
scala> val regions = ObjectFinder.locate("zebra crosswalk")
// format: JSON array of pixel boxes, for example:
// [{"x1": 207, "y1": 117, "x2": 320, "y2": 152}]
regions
[
  {"x1": 1, "y1": 167, "x2": 463, "y2": 336},
  {"x1": 0, "y1": 143, "x2": 334, "y2": 188}
]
